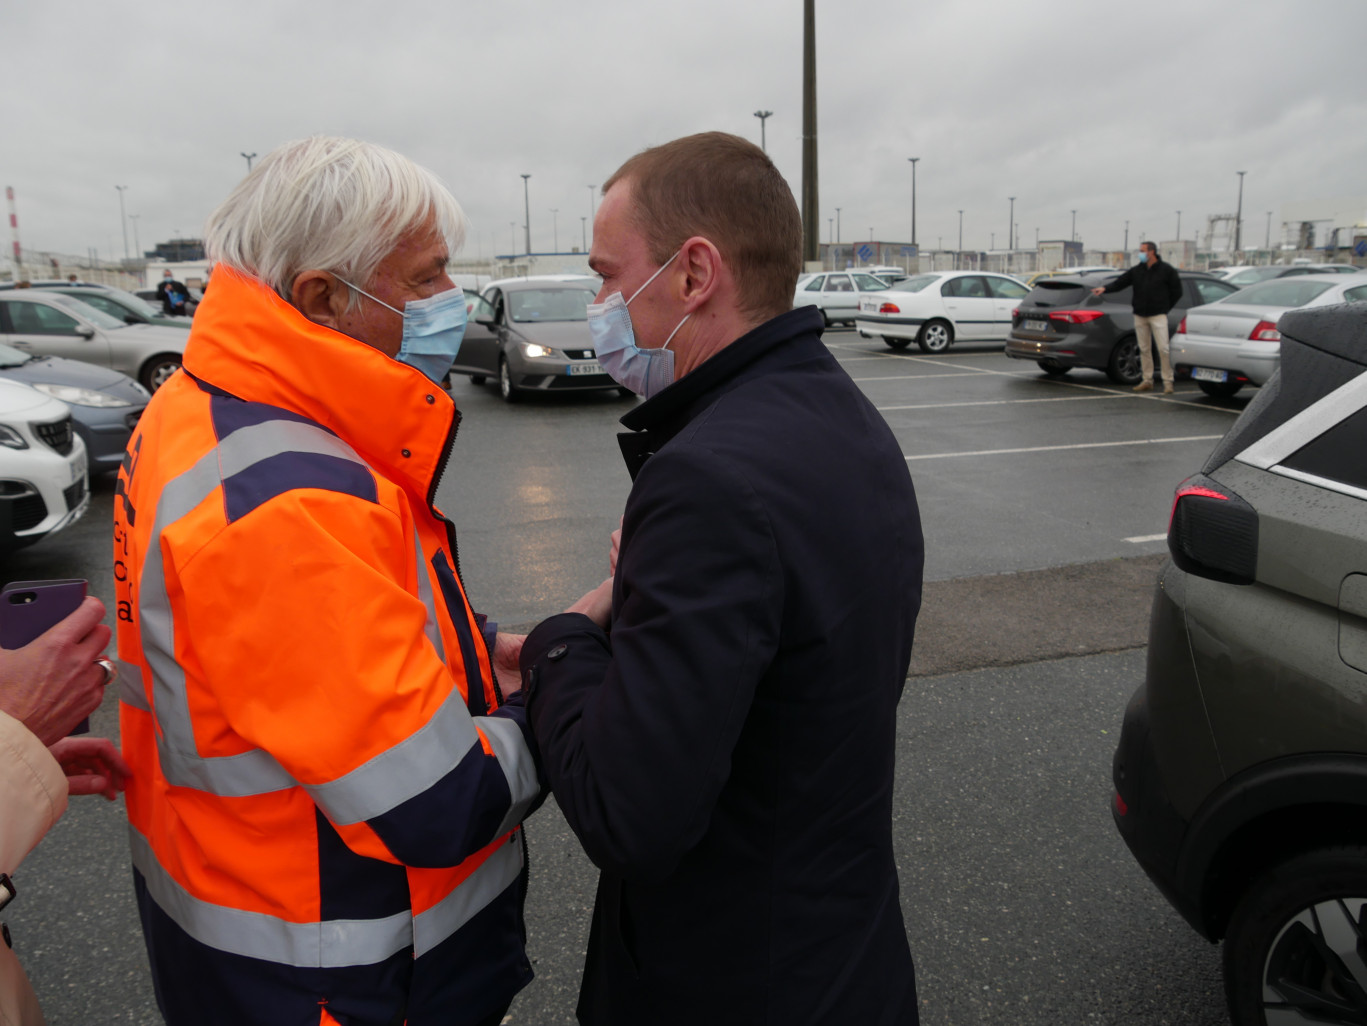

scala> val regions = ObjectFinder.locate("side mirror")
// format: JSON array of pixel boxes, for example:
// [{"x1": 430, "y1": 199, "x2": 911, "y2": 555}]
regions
[
  {"x1": 77, "y1": 326, "x2": 96, "y2": 339},
  {"x1": 475, "y1": 314, "x2": 495, "y2": 327}
]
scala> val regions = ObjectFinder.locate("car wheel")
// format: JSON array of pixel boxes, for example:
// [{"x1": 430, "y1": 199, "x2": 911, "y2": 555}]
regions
[
  {"x1": 497, "y1": 356, "x2": 521, "y2": 403},
  {"x1": 1224, "y1": 846, "x2": 1367, "y2": 1026},
  {"x1": 883, "y1": 337, "x2": 910, "y2": 351},
  {"x1": 469, "y1": 375, "x2": 487, "y2": 385},
  {"x1": 139, "y1": 353, "x2": 183, "y2": 392},
  {"x1": 820, "y1": 309, "x2": 832, "y2": 328},
  {"x1": 1198, "y1": 378, "x2": 1244, "y2": 398},
  {"x1": 917, "y1": 320, "x2": 953, "y2": 353},
  {"x1": 1106, "y1": 335, "x2": 1142, "y2": 385},
  {"x1": 1037, "y1": 359, "x2": 1071, "y2": 376}
]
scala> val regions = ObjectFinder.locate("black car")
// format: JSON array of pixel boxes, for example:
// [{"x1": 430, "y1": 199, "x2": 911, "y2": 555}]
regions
[
  {"x1": 1004, "y1": 270, "x2": 1239, "y2": 384},
  {"x1": 1112, "y1": 301, "x2": 1367, "y2": 1025}
]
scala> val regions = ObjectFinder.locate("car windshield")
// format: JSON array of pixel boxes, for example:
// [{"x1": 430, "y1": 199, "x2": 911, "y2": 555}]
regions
[
  {"x1": 46, "y1": 292, "x2": 129, "y2": 329},
  {"x1": 1221, "y1": 279, "x2": 1336, "y2": 308},
  {"x1": 99, "y1": 287, "x2": 161, "y2": 317},
  {"x1": 0, "y1": 342, "x2": 31, "y2": 368},
  {"x1": 507, "y1": 288, "x2": 597, "y2": 323},
  {"x1": 891, "y1": 275, "x2": 939, "y2": 294},
  {"x1": 1227, "y1": 266, "x2": 1288, "y2": 286},
  {"x1": 852, "y1": 274, "x2": 890, "y2": 291}
]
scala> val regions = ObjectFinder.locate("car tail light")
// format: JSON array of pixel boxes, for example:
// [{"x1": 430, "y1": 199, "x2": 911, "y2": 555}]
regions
[
  {"x1": 1012, "y1": 306, "x2": 1020, "y2": 318},
  {"x1": 1177, "y1": 317, "x2": 1187, "y2": 333},
  {"x1": 879, "y1": 302, "x2": 901, "y2": 315},
  {"x1": 1167, "y1": 474, "x2": 1258, "y2": 585},
  {"x1": 1249, "y1": 320, "x2": 1281, "y2": 341},
  {"x1": 1048, "y1": 310, "x2": 1105, "y2": 324}
]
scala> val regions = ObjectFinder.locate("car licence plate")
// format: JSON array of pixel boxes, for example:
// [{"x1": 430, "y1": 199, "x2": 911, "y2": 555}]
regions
[
  {"x1": 860, "y1": 298, "x2": 880, "y2": 313},
  {"x1": 568, "y1": 361, "x2": 603, "y2": 376},
  {"x1": 1191, "y1": 367, "x2": 1228, "y2": 383},
  {"x1": 1023, "y1": 319, "x2": 1048, "y2": 332}
]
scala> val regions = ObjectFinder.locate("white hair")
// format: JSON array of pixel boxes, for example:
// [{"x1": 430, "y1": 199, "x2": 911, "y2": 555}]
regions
[{"x1": 204, "y1": 136, "x2": 466, "y2": 305}]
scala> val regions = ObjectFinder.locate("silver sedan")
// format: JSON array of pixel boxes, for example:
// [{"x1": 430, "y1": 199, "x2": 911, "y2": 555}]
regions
[{"x1": 792, "y1": 271, "x2": 891, "y2": 327}]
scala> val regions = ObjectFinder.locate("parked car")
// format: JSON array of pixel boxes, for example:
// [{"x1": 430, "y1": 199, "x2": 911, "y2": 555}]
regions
[
  {"x1": 1023, "y1": 266, "x2": 1116, "y2": 287},
  {"x1": 863, "y1": 265, "x2": 911, "y2": 285},
  {"x1": 1171, "y1": 274, "x2": 1367, "y2": 397},
  {"x1": 1221, "y1": 264, "x2": 1358, "y2": 288},
  {"x1": 39, "y1": 282, "x2": 190, "y2": 327},
  {"x1": 0, "y1": 290, "x2": 189, "y2": 392},
  {"x1": 854, "y1": 270, "x2": 1031, "y2": 352},
  {"x1": 0, "y1": 342, "x2": 146, "y2": 472},
  {"x1": 1004, "y1": 270, "x2": 1239, "y2": 384},
  {"x1": 0, "y1": 377, "x2": 89, "y2": 553},
  {"x1": 1112, "y1": 300, "x2": 1367, "y2": 1026},
  {"x1": 449, "y1": 277, "x2": 624, "y2": 403},
  {"x1": 793, "y1": 270, "x2": 891, "y2": 326}
]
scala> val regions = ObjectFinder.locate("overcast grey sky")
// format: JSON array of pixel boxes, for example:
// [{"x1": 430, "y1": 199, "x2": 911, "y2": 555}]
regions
[{"x1": 5, "y1": 0, "x2": 1364, "y2": 262}]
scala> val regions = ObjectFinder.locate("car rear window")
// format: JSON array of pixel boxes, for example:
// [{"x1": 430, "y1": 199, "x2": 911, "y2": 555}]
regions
[
  {"x1": 1221, "y1": 280, "x2": 1335, "y2": 308},
  {"x1": 1024, "y1": 280, "x2": 1094, "y2": 306},
  {"x1": 890, "y1": 275, "x2": 938, "y2": 294}
]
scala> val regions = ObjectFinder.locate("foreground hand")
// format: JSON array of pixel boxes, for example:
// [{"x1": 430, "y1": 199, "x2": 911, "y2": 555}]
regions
[
  {"x1": 0, "y1": 597, "x2": 112, "y2": 746},
  {"x1": 566, "y1": 577, "x2": 613, "y2": 629},
  {"x1": 492, "y1": 633, "x2": 525, "y2": 695},
  {"x1": 608, "y1": 524, "x2": 622, "y2": 576},
  {"x1": 47, "y1": 736, "x2": 131, "y2": 800}
]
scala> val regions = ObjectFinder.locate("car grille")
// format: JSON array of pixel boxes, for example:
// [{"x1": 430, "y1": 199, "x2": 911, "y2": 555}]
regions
[
  {"x1": 63, "y1": 476, "x2": 85, "y2": 512},
  {"x1": 33, "y1": 416, "x2": 74, "y2": 456},
  {"x1": 10, "y1": 491, "x2": 47, "y2": 532},
  {"x1": 563, "y1": 349, "x2": 595, "y2": 360}
]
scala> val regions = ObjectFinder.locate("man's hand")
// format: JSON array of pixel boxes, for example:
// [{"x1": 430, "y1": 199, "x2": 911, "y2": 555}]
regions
[
  {"x1": 492, "y1": 632, "x2": 526, "y2": 695},
  {"x1": 608, "y1": 524, "x2": 622, "y2": 576},
  {"x1": 47, "y1": 736, "x2": 131, "y2": 800},
  {"x1": 567, "y1": 577, "x2": 613, "y2": 629},
  {"x1": 0, "y1": 597, "x2": 112, "y2": 746},
  {"x1": 1090, "y1": 286, "x2": 1105, "y2": 297}
]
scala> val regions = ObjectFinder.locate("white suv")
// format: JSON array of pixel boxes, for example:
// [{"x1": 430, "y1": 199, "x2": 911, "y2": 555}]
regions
[{"x1": 0, "y1": 378, "x2": 89, "y2": 553}]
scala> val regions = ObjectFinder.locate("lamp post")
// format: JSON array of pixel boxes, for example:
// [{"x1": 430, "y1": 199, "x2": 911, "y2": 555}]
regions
[
  {"x1": 1007, "y1": 197, "x2": 1015, "y2": 250},
  {"x1": 1265, "y1": 211, "x2": 1272, "y2": 253},
  {"x1": 1124, "y1": 220, "x2": 1130, "y2": 252},
  {"x1": 753, "y1": 109, "x2": 773, "y2": 153},
  {"x1": 551, "y1": 208, "x2": 559, "y2": 252},
  {"x1": 129, "y1": 213, "x2": 141, "y2": 258},
  {"x1": 1176, "y1": 210, "x2": 1182, "y2": 240},
  {"x1": 1234, "y1": 171, "x2": 1246, "y2": 254},
  {"x1": 520, "y1": 174, "x2": 532, "y2": 255},
  {"x1": 908, "y1": 158, "x2": 919, "y2": 248},
  {"x1": 835, "y1": 207, "x2": 841, "y2": 246},
  {"x1": 957, "y1": 210, "x2": 963, "y2": 270},
  {"x1": 241, "y1": 152, "x2": 257, "y2": 172},
  {"x1": 115, "y1": 185, "x2": 129, "y2": 260},
  {"x1": 581, "y1": 216, "x2": 587, "y2": 253},
  {"x1": 1071, "y1": 209, "x2": 1077, "y2": 242}
]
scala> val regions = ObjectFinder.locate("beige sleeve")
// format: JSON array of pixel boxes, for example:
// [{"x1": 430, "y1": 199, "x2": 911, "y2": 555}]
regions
[{"x1": 0, "y1": 711, "x2": 67, "y2": 876}]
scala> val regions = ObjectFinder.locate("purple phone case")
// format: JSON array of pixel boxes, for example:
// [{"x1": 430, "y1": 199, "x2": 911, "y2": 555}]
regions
[{"x1": 0, "y1": 580, "x2": 91, "y2": 733}]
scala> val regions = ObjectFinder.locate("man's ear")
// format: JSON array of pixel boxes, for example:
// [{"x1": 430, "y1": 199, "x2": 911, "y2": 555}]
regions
[
  {"x1": 678, "y1": 236, "x2": 723, "y2": 312},
  {"x1": 292, "y1": 271, "x2": 348, "y2": 328}
]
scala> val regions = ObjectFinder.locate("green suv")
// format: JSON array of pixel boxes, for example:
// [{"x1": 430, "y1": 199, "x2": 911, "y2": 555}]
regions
[{"x1": 1112, "y1": 300, "x2": 1367, "y2": 1026}]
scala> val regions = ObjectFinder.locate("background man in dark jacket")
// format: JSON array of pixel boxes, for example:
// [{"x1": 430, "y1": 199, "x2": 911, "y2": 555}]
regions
[
  {"x1": 519, "y1": 132, "x2": 924, "y2": 1025},
  {"x1": 1092, "y1": 241, "x2": 1183, "y2": 393},
  {"x1": 153, "y1": 269, "x2": 190, "y2": 316}
]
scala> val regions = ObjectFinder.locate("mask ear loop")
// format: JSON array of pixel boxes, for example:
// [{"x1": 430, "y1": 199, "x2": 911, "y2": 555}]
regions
[{"x1": 626, "y1": 250, "x2": 682, "y2": 306}]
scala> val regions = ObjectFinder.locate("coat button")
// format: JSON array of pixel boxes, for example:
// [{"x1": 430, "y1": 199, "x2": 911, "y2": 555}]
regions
[
  {"x1": 425, "y1": 394, "x2": 435, "y2": 404},
  {"x1": 401, "y1": 449, "x2": 411, "y2": 458},
  {"x1": 547, "y1": 644, "x2": 568, "y2": 661}
]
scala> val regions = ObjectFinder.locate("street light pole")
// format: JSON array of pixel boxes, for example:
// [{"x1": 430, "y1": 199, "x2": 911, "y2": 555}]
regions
[
  {"x1": 1234, "y1": 171, "x2": 1246, "y2": 254},
  {"x1": 957, "y1": 209, "x2": 963, "y2": 270},
  {"x1": 1071, "y1": 209, "x2": 1077, "y2": 242},
  {"x1": 1176, "y1": 210, "x2": 1182, "y2": 240},
  {"x1": 1008, "y1": 197, "x2": 1015, "y2": 250},
  {"x1": 115, "y1": 185, "x2": 129, "y2": 260},
  {"x1": 241, "y1": 152, "x2": 257, "y2": 172},
  {"x1": 551, "y1": 209, "x2": 558, "y2": 252},
  {"x1": 753, "y1": 110, "x2": 773, "y2": 153},
  {"x1": 129, "y1": 213, "x2": 141, "y2": 258},
  {"x1": 1265, "y1": 211, "x2": 1272, "y2": 252},
  {"x1": 521, "y1": 174, "x2": 532, "y2": 255},
  {"x1": 908, "y1": 158, "x2": 919, "y2": 249},
  {"x1": 835, "y1": 207, "x2": 841, "y2": 247},
  {"x1": 1124, "y1": 220, "x2": 1130, "y2": 252},
  {"x1": 581, "y1": 216, "x2": 587, "y2": 253}
]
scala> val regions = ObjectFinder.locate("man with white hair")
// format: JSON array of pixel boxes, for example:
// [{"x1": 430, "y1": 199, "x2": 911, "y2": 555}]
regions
[{"x1": 114, "y1": 136, "x2": 541, "y2": 1026}]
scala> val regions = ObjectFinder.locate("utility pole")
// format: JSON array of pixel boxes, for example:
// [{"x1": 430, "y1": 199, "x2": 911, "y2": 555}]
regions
[
  {"x1": 1176, "y1": 210, "x2": 1182, "y2": 241},
  {"x1": 115, "y1": 185, "x2": 130, "y2": 261},
  {"x1": 130, "y1": 213, "x2": 141, "y2": 258},
  {"x1": 908, "y1": 158, "x2": 920, "y2": 249},
  {"x1": 835, "y1": 207, "x2": 841, "y2": 247},
  {"x1": 1071, "y1": 209, "x2": 1077, "y2": 242},
  {"x1": 800, "y1": 0, "x2": 819, "y2": 267},
  {"x1": 1007, "y1": 197, "x2": 1015, "y2": 250},
  {"x1": 241, "y1": 152, "x2": 257, "y2": 172},
  {"x1": 957, "y1": 210, "x2": 963, "y2": 267},
  {"x1": 581, "y1": 216, "x2": 587, "y2": 253},
  {"x1": 1124, "y1": 220, "x2": 1130, "y2": 252},
  {"x1": 1234, "y1": 171, "x2": 1246, "y2": 254},
  {"x1": 550, "y1": 208, "x2": 558, "y2": 252},
  {"x1": 1265, "y1": 211, "x2": 1272, "y2": 252},
  {"x1": 521, "y1": 174, "x2": 532, "y2": 255},
  {"x1": 753, "y1": 110, "x2": 773, "y2": 153}
]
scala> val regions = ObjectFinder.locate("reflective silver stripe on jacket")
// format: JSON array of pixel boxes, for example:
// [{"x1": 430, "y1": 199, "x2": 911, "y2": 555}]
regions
[
  {"x1": 475, "y1": 716, "x2": 541, "y2": 839},
  {"x1": 413, "y1": 829, "x2": 524, "y2": 956},
  {"x1": 414, "y1": 528, "x2": 446, "y2": 663},
  {"x1": 132, "y1": 825, "x2": 523, "y2": 964},
  {"x1": 118, "y1": 659, "x2": 150, "y2": 711}
]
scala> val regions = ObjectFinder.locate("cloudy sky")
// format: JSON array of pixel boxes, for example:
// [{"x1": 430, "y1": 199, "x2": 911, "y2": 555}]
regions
[{"x1": 5, "y1": 0, "x2": 1364, "y2": 263}]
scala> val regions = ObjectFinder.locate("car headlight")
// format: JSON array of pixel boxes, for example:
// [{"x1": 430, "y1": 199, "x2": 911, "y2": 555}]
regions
[
  {"x1": 30, "y1": 383, "x2": 133, "y2": 408},
  {"x1": 522, "y1": 343, "x2": 567, "y2": 360},
  {"x1": 0, "y1": 425, "x2": 28, "y2": 450}
]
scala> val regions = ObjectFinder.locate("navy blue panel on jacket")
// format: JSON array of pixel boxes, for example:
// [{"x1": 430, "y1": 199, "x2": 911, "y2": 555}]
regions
[{"x1": 523, "y1": 306, "x2": 924, "y2": 1026}]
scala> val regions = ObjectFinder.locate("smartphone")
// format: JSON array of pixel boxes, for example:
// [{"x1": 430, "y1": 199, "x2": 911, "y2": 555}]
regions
[{"x1": 0, "y1": 579, "x2": 91, "y2": 733}]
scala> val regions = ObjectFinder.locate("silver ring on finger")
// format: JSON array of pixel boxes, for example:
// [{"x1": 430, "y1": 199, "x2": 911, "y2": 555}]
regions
[{"x1": 95, "y1": 658, "x2": 117, "y2": 688}]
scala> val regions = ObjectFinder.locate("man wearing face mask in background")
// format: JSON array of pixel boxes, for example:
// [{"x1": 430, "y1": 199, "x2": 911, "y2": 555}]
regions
[
  {"x1": 1091, "y1": 241, "x2": 1183, "y2": 394},
  {"x1": 114, "y1": 136, "x2": 541, "y2": 1026},
  {"x1": 518, "y1": 132, "x2": 924, "y2": 1025}
]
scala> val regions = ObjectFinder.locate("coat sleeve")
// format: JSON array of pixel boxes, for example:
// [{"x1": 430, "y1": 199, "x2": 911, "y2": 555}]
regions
[
  {"x1": 1103, "y1": 267, "x2": 1134, "y2": 293},
  {"x1": 171, "y1": 488, "x2": 539, "y2": 869},
  {"x1": 523, "y1": 441, "x2": 782, "y2": 882},
  {"x1": 0, "y1": 710, "x2": 67, "y2": 875}
]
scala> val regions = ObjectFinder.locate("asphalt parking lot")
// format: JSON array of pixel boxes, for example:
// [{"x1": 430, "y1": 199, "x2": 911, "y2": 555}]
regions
[{"x1": 4, "y1": 327, "x2": 1250, "y2": 1025}]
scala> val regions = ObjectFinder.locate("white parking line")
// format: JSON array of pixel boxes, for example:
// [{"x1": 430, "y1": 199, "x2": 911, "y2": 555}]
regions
[
  {"x1": 877, "y1": 395, "x2": 1127, "y2": 412},
  {"x1": 904, "y1": 435, "x2": 1223, "y2": 461},
  {"x1": 853, "y1": 371, "x2": 1013, "y2": 382},
  {"x1": 1124, "y1": 533, "x2": 1168, "y2": 544}
]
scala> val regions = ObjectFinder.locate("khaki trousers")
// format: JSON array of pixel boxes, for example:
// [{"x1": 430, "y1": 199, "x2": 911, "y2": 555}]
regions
[{"x1": 1133, "y1": 314, "x2": 1173, "y2": 386}]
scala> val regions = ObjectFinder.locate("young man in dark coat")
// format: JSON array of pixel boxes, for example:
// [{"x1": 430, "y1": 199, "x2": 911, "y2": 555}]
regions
[
  {"x1": 154, "y1": 269, "x2": 191, "y2": 316},
  {"x1": 519, "y1": 132, "x2": 925, "y2": 1025},
  {"x1": 1092, "y1": 241, "x2": 1184, "y2": 393}
]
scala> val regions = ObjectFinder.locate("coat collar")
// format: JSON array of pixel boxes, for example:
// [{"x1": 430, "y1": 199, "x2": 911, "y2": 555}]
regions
[{"x1": 180, "y1": 267, "x2": 458, "y2": 500}]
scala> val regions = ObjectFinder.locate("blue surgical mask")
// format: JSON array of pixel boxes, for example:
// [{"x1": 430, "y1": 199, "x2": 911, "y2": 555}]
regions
[
  {"x1": 335, "y1": 277, "x2": 468, "y2": 383},
  {"x1": 587, "y1": 251, "x2": 690, "y2": 399}
]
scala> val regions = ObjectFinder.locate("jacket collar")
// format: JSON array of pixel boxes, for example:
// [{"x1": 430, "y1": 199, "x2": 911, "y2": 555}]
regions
[
  {"x1": 617, "y1": 305, "x2": 825, "y2": 478},
  {"x1": 180, "y1": 267, "x2": 458, "y2": 500}
]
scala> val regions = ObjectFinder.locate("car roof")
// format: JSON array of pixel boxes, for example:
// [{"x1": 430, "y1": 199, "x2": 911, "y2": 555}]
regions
[{"x1": 1280, "y1": 302, "x2": 1367, "y2": 366}]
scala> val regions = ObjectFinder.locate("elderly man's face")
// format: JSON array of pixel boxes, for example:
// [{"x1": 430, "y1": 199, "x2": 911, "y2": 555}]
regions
[{"x1": 336, "y1": 220, "x2": 453, "y2": 358}]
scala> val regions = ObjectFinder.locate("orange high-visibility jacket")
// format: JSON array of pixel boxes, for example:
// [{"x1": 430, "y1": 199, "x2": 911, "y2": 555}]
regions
[{"x1": 114, "y1": 268, "x2": 540, "y2": 1026}]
